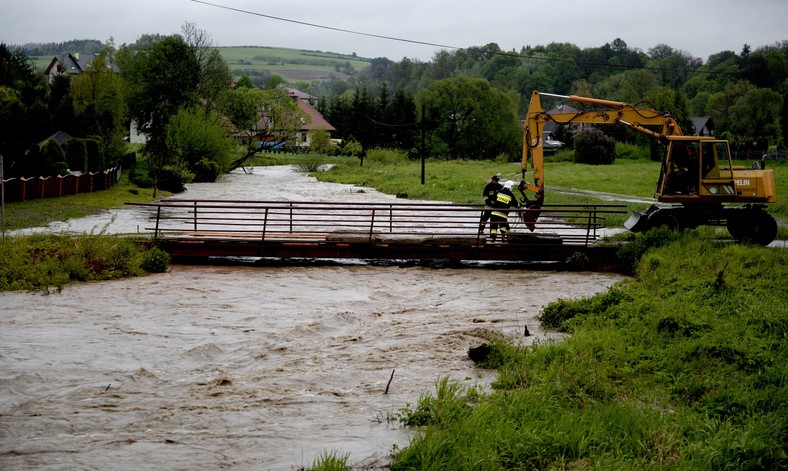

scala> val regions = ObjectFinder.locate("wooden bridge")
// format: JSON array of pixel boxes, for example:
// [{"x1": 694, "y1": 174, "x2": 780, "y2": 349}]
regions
[{"x1": 126, "y1": 200, "x2": 627, "y2": 270}]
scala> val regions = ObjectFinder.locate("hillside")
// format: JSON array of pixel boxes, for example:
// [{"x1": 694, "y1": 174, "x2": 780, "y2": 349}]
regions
[{"x1": 218, "y1": 46, "x2": 370, "y2": 82}]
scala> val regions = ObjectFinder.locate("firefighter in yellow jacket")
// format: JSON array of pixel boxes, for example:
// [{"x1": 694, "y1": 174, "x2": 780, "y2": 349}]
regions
[{"x1": 489, "y1": 180, "x2": 520, "y2": 242}]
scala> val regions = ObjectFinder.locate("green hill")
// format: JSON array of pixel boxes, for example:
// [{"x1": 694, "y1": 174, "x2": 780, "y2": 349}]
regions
[{"x1": 218, "y1": 46, "x2": 370, "y2": 82}]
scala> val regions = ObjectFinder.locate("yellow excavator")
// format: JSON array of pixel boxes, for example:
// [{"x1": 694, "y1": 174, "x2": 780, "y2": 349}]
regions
[{"x1": 521, "y1": 91, "x2": 779, "y2": 245}]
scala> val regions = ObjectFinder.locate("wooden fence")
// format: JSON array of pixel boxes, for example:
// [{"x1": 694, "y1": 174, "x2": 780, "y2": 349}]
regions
[{"x1": 1, "y1": 167, "x2": 122, "y2": 203}]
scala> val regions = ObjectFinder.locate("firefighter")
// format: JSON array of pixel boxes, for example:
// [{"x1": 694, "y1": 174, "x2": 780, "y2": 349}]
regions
[
  {"x1": 489, "y1": 180, "x2": 520, "y2": 242},
  {"x1": 478, "y1": 175, "x2": 502, "y2": 234}
]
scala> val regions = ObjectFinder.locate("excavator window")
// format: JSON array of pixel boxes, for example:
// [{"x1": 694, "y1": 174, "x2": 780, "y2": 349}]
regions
[
  {"x1": 701, "y1": 141, "x2": 719, "y2": 178},
  {"x1": 667, "y1": 142, "x2": 699, "y2": 194}
]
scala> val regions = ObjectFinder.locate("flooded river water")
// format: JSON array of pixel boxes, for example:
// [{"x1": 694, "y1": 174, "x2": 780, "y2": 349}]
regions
[{"x1": 1, "y1": 166, "x2": 625, "y2": 470}]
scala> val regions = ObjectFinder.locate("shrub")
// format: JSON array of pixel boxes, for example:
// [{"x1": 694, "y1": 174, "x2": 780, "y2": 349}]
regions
[
  {"x1": 85, "y1": 137, "x2": 104, "y2": 172},
  {"x1": 41, "y1": 140, "x2": 68, "y2": 176},
  {"x1": 295, "y1": 154, "x2": 328, "y2": 172},
  {"x1": 140, "y1": 247, "x2": 170, "y2": 273},
  {"x1": 574, "y1": 127, "x2": 616, "y2": 165}
]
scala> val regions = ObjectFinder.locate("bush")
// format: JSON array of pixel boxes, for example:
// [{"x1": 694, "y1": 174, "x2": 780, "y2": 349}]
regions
[
  {"x1": 140, "y1": 247, "x2": 170, "y2": 273},
  {"x1": 295, "y1": 153, "x2": 327, "y2": 172},
  {"x1": 574, "y1": 127, "x2": 616, "y2": 165},
  {"x1": 41, "y1": 140, "x2": 68, "y2": 176}
]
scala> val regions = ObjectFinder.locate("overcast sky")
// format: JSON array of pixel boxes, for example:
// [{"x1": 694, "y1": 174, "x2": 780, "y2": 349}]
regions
[{"x1": 2, "y1": 0, "x2": 786, "y2": 61}]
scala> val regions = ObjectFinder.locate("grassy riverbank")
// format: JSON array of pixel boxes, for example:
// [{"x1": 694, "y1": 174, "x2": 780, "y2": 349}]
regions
[
  {"x1": 0, "y1": 233, "x2": 169, "y2": 292},
  {"x1": 383, "y1": 233, "x2": 787, "y2": 470}
]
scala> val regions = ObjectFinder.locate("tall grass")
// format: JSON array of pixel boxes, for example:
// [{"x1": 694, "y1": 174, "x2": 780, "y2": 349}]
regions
[
  {"x1": 390, "y1": 234, "x2": 788, "y2": 470},
  {"x1": 0, "y1": 233, "x2": 169, "y2": 292}
]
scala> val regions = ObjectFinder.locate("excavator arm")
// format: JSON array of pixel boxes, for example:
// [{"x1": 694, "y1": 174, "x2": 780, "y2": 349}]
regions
[{"x1": 521, "y1": 91, "x2": 682, "y2": 199}]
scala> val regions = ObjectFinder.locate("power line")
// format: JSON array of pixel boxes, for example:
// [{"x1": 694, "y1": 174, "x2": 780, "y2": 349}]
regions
[{"x1": 190, "y1": 0, "x2": 461, "y2": 51}]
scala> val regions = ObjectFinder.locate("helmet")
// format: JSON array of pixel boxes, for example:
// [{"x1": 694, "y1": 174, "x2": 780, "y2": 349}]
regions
[{"x1": 503, "y1": 180, "x2": 514, "y2": 189}]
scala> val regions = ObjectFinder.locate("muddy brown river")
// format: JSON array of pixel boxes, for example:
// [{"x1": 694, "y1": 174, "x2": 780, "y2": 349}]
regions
[{"x1": 0, "y1": 166, "x2": 625, "y2": 470}]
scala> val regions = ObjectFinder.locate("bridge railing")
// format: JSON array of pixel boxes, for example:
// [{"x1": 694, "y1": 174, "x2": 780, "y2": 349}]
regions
[{"x1": 126, "y1": 200, "x2": 627, "y2": 246}]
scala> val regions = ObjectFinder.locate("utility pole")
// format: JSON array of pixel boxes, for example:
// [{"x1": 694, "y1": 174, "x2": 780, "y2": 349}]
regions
[
  {"x1": 420, "y1": 102, "x2": 426, "y2": 185},
  {"x1": 1, "y1": 153, "x2": 5, "y2": 240}
]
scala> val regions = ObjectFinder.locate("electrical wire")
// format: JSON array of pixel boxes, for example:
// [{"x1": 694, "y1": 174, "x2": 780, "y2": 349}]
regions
[{"x1": 190, "y1": 0, "x2": 460, "y2": 50}]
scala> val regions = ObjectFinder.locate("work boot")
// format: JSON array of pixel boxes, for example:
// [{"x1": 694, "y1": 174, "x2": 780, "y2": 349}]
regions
[{"x1": 478, "y1": 224, "x2": 485, "y2": 234}]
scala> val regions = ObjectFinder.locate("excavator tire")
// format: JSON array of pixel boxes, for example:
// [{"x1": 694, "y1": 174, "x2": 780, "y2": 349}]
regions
[
  {"x1": 726, "y1": 209, "x2": 777, "y2": 246},
  {"x1": 649, "y1": 212, "x2": 682, "y2": 231}
]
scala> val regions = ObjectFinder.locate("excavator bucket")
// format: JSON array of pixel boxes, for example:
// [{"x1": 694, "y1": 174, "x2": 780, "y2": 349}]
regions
[
  {"x1": 624, "y1": 210, "x2": 649, "y2": 232},
  {"x1": 522, "y1": 207, "x2": 541, "y2": 231}
]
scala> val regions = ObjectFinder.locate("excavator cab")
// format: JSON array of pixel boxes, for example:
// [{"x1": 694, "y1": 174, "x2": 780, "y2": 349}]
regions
[{"x1": 657, "y1": 136, "x2": 776, "y2": 204}]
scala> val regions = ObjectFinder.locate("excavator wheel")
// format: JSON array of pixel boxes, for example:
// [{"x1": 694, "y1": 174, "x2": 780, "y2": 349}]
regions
[
  {"x1": 649, "y1": 212, "x2": 682, "y2": 232},
  {"x1": 726, "y1": 209, "x2": 778, "y2": 246}
]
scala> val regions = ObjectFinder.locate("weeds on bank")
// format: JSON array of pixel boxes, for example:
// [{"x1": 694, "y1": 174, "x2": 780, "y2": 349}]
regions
[
  {"x1": 390, "y1": 233, "x2": 788, "y2": 470},
  {"x1": 0, "y1": 233, "x2": 169, "y2": 292}
]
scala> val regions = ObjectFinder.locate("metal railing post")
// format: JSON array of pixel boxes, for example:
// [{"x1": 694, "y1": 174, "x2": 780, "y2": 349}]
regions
[
  {"x1": 154, "y1": 206, "x2": 162, "y2": 238},
  {"x1": 369, "y1": 209, "x2": 376, "y2": 244},
  {"x1": 193, "y1": 201, "x2": 198, "y2": 231},
  {"x1": 260, "y1": 207, "x2": 269, "y2": 253}
]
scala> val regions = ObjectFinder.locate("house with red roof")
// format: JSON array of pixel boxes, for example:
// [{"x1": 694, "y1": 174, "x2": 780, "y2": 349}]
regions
[{"x1": 286, "y1": 88, "x2": 336, "y2": 148}]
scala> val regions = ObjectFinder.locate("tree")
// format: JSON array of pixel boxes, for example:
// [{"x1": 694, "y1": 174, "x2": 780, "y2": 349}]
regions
[
  {"x1": 707, "y1": 80, "x2": 755, "y2": 135},
  {"x1": 416, "y1": 76, "x2": 519, "y2": 159},
  {"x1": 70, "y1": 52, "x2": 127, "y2": 166},
  {"x1": 0, "y1": 43, "x2": 49, "y2": 177},
  {"x1": 180, "y1": 22, "x2": 233, "y2": 108},
  {"x1": 123, "y1": 35, "x2": 200, "y2": 196},
  {"x1": 164, "y1": 106, "x2": 235, "y2": 183},
  {"x1": 309, "y1": 128, "x2": 331, "y2": 152},
  {"x1": 728, "y1": 87, "x2": 783, "y2": 148}
]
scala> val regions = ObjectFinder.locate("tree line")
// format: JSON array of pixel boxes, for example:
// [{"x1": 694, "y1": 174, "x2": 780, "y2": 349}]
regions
[{"x1": 308, "y1": 39, "x2": 786, "y2": 158}]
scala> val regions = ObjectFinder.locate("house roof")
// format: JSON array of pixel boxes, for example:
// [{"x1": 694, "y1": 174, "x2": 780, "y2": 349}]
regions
[
  {"x1": 691, "y1": 117, "x2": 714, "y2": 135},
  {"x1": 37, "y1": 131, "x2": 73, "y2": 148},
  {"x1": 44, "y1": 53, "x2": 120, "y2": 77},
  {"x1": 286, "y1": 88, "x2": 317, "y2": 101},
  {"x1": 546, "y1": 104, "x2": 580, "y2": 115},
  {"x1": 295, "y1": 98, "x2": 335, "y2": 132}
]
